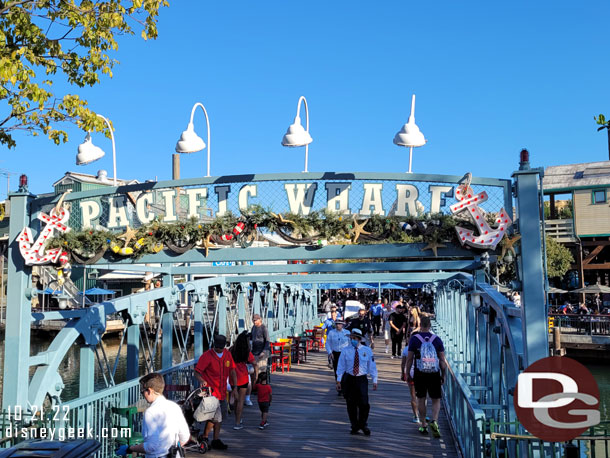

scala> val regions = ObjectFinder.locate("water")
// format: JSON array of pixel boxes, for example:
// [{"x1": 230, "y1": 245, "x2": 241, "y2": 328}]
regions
[
  {"x1": 588, "y1": 363, "x2": 610, "y2": 421},
  {"x1": 0, "y1": 332, "x2": 193, "y2": 402}
]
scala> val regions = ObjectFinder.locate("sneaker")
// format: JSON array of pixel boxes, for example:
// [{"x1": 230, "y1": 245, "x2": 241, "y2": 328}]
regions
[
  {"x1": 418, "y1": 426, "x2": 428, "y2": 435},
  {"x1": 384, "y1": 348, "x2": 389, "y2": 354},
  {"x1": 429, "y1": 420, "x2": 441, "y2": 438},
  {"x1": 244, "y1": 399, "x2": 253, "y2": 406},
  {"x1": 390, "y1": 355, "x2": 395, "y2": 359},
  {"x1": 412, "y1": 416, "x2": 420, "y2": 423},
  {"x1": 258, "y1": 421, "x2": 268, "y2": 430},
  {"x1": 361, "y1": 426, "x2": 371, "y2": 436},
  {"x1": 233, "y1": 424, "x2": 244, "y2": 430},
  {"x1": 211, "y1": 439, "x2": 229, "y2": 450},
  {"x1": 350, "y1": 428, "x2": 360, "y2": 435}
]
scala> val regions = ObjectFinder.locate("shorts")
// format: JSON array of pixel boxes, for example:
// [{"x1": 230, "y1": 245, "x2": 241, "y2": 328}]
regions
[
  {"x1": 414, "y1": 371, "x2": 442, "y2": 399},
  {"x1": 237, "y1": 383, "x2": 248, "y2": 390},
  {"x1": 383, "y1": 329, "x2": 390, "y2": 340},
  {"x1": 258, "y1": 401, "x2": 270, "y2": 413},
  {"x1": 211, "y1": 399, "x2": 228, "y2": 423}
]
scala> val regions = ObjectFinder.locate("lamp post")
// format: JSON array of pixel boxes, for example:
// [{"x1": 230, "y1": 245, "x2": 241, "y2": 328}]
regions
[
  {"x1": 393, "y1": 94, "x2": 426, "y2": 173},
  {"x1": 282, "y1": 96, "x2": 313, "y2": 173},
  {"x1": 76, "y1": 114, "x2": 117, "y2": 186},
  {"x1": 175, "y1": 102, "x2": 211, "y2": 177}
]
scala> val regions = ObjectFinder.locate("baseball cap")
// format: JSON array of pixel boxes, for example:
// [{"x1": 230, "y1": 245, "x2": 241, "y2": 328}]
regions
[
  {"x1": 213, "y1": 335, "x2": 227, "y2": 349},
  {"x1": 252, "y1": 314, "x2": 262, "y2": 321}
]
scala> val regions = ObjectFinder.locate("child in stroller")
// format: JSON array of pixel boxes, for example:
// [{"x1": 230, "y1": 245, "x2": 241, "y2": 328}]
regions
[{"x1": 181, "y1": 386, "x2": 219, "y2": 454}]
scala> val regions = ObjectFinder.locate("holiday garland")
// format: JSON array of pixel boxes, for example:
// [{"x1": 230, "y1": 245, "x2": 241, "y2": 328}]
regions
[{"x1": 47, "y1": 204, "x2": 507, "y2": 264}]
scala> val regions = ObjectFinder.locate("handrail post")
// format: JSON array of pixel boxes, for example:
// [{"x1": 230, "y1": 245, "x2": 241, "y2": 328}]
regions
[{"x1": 2, "y1": 190, "x2": 33, "y2": 410}]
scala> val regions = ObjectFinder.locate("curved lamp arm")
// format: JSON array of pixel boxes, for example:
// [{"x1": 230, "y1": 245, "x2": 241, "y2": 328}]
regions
[
  {"x1": 295, "y1": 96, "x2": 310, "y2": 173},
  {"x1": 96, "y1": 114, "x2": 117, "y2": 186},
  {"x1": 189, "y1": 102, "x2": 212, "y2": 177}
]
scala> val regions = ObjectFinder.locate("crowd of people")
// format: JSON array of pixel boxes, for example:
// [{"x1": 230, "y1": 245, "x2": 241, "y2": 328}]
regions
[
  {"x1": 321, "y1": 291, "x2": 447, "y2": 437},
  {"x1": 117, "y1": 290, "x2": 445, "y2": 456},
  {"x1": 117, "y1": 314, "x2": 274, "y2": 456}
]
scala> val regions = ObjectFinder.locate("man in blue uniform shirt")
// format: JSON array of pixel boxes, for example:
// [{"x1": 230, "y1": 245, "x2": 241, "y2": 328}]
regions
[
  {"x1": 336, "y1": 328, "x2": 378, "y2": 435},
  {"x1": 326, "y1": 319, "x2": 351, "y2": 392}
]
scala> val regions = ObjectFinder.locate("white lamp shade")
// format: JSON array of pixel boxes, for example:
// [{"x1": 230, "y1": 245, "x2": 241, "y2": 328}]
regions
[
  {"x1": 281, "y1": 116, "x2": 313, "y2": 147},
  {"x1": 393, "y1": 121, "x2": 426, "y2": 147},
  {"x1": 76, "y1": 133, "x2": 105, "y2": 165},
  {"x1": 175, "y1": 122, "x2": 206, "y2": 153}
]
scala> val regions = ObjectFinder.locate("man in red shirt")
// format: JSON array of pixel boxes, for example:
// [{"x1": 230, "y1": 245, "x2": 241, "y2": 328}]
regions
[{"x1": 195, "y1": 335, "x2": 237, "y2": 451}]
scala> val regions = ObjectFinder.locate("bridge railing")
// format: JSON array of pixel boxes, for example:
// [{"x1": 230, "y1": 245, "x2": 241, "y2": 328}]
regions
[
  {"x1": 486, "y1": 419, "x2": 610, "y2": 458},
  {"x1": 439, "y1": 349, "x2": 486, "y2": 458}
]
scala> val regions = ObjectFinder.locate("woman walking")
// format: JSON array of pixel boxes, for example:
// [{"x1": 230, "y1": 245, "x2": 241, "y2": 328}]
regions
[{"x1": 231, "y1": 331, "x2": 257, "y2": 429}]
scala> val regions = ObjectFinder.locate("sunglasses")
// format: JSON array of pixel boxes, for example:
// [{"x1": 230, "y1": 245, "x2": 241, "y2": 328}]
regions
[{"x1": 140, "y1": 388, "x2": 149, "y2": 396}]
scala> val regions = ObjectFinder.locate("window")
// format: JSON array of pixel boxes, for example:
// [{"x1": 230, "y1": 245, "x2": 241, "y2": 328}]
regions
[{"x1": 592, "y1": 190, "x2": 607, "y2": 204}]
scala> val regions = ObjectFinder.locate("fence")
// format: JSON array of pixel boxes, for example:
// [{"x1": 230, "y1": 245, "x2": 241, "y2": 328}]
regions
[{"x1": 550, "y1": 314, "x2": 610, "y2": 336}]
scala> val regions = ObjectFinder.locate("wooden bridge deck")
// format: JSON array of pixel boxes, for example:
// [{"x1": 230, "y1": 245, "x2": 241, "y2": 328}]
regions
[{"x1": 186, "y1": 339, "x2": 461, "y2": 457}]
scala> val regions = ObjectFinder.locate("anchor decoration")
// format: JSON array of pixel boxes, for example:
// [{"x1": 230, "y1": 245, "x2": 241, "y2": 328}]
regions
[
  {"x1": 450, "y1": 173, "x2": 511, "y2": 249},
  {"x1": 18, "y1": 206, "x2": 71, "y2": 266}
]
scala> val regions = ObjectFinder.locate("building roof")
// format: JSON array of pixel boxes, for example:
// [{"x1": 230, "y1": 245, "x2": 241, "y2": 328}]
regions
[
  {"x1": 52, "y1": 171, "x2": 139, "y2": 188},
  {"x1": 543, "y1": 160, "x2": 610, "y2": 192}
]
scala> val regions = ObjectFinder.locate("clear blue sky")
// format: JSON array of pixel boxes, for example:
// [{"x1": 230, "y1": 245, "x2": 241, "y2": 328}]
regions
[{"x1": 3, "y1": 1, "x2": 610, "y2": 197}]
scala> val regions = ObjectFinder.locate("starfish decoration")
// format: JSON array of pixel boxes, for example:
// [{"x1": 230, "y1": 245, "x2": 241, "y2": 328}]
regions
[
  {"x1": 270, "y1": 212, "x2": 295, "y2": 226},
  {"x1": 201, "y1": 234, "x2": 215, "y2": 257},
  {"x1": 117, "y1": 226, "x2": 137, "y2": 248},
  {"x1": 501, "y1": 234, "x2": 521, "y2": 259},
  {"x1": 421, "y1": 240, "x2": 447, "y2": 257},
  {"x1": 350, "y1": 216, "x2": 371, "y2": 242}
]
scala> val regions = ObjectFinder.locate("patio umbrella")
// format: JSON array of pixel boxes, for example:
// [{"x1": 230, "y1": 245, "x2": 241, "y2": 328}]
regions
[
  {"x1": 547, "y1": 286, "x2": 568, "y2": 294},
  {"x1": 83, "y1": 287, "x2": 116, "y2": 295},
  {"x1": 571, "y1": 283, "x2": 610, "y2": 294}
]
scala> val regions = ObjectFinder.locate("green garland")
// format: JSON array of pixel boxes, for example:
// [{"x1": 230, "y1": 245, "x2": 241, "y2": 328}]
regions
[{"x1": 47, "y1": 205, "x2": 490, "y2": 263}]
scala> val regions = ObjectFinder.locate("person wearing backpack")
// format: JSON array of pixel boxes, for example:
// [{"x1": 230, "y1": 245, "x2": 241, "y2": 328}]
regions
[{"x1": 405, "y1": 316, "x2": 447, "y2": 438}]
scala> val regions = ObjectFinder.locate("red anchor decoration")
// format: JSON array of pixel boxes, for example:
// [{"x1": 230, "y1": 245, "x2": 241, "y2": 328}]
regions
[
  {"x1": 18, "y1": 203, "x2": 71, "y2": 266},
  {"x1": 450, "y1": 173, "x2": 511, "y2": 250}
]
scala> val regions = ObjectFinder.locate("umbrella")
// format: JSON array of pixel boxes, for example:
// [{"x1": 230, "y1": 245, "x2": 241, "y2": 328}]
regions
[
  {"x1": 380, "y1": 283, "x2": 407, "y2": 290},
  {"x1": 40, "y1": 288, "x2": 61, "y2": 295},
  {"x1": 571, "y1": 283, "x2": 610, "y2": 294},
  {"x1": 547, "y1": 286, "x2": 568, "y2": 294},
  {"x1": 83, "y1": 287, "x2": 116, "y2": 296}
]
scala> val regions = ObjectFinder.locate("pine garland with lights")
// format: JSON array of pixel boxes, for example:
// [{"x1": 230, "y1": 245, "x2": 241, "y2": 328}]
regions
[{"x1": 47, "y1": 205, "x2": 487, "y2": 264}]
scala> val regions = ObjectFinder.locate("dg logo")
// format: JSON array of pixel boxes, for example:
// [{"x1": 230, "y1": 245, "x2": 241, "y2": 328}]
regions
[{"x1": 514, "y1": 356, "x2": 600, "y2": 442}]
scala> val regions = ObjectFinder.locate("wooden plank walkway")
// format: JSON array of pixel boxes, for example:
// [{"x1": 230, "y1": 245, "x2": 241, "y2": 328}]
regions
[{"x1": 186, "y1": 338, "x2": 461, "y2": 457}]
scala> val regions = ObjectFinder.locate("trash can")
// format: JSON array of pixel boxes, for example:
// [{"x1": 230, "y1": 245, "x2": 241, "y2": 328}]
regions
[{"x1": 0, "y1": 439, "x2": 101, "y2": 458}]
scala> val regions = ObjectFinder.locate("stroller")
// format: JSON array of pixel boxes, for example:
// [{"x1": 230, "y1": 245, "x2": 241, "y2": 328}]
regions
[{"x1": 181, "y1": 387, "x2": 219, "y2": 454}]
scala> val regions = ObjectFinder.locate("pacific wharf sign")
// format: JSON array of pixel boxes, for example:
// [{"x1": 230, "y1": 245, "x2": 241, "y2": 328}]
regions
[{"x1": 65, "y1": 176, "x2": 508, "y2": 231}]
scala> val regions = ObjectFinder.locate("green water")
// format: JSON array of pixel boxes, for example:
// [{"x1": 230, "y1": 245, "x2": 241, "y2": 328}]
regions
[{"x1": 588, "y1": 363, "x2": 610, "y2": 421}]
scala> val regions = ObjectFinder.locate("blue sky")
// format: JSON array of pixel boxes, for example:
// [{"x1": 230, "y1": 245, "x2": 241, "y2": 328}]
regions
[{"x1": 3, "y1": 1, "x2": 610, "y2": 197}]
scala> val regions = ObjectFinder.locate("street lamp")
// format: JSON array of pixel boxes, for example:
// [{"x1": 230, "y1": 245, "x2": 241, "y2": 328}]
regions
[
  {"x1": 282, "y1": 96, "x2": 313, "y2": 173},
  {"x1": 76, "y1": 114, "x2": 117, "y2": 186},
  {"x1": 393, "y1": 94, "x2": 426, "y2": 173},
  {"x1": 175, "y1": 102, "x2": 211, "y2": 177}
]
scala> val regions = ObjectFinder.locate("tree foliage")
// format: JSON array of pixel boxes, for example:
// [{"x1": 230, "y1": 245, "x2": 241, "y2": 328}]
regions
[
  {"x1": 546, "y1": 236, "x2": 574, "y2": 279},
  {"x1": 0, "y1": 0, "x2": 168, "y2": 148}
]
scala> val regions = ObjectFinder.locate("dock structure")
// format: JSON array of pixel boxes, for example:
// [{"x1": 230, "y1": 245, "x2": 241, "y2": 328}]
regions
[{"x1": 185, "y1": 350, "x2": 459, "y2": 458}]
